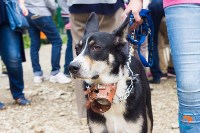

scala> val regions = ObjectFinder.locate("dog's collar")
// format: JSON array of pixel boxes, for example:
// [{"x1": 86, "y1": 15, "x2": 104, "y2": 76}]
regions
[{"x1": 85, "y1": 83, "x2": 117, "y2": 113}]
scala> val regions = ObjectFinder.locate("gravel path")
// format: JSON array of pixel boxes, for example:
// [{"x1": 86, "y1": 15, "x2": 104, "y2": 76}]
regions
[{"x1": 0, "y1": 45, "x2": 179, "y2": 133}]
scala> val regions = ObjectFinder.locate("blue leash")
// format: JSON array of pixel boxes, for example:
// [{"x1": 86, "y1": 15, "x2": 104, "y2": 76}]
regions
[{"x1": 127, "y1": 9, "x2": 154, "y2": 67}]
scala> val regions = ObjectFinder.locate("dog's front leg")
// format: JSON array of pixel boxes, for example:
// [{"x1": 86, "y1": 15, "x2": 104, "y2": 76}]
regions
[{"x1": 88, "y1": 121, "x2": 108, "y2": 133}]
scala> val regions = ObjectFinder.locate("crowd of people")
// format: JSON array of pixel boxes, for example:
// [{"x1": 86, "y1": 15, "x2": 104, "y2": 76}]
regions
[
  {"x1": 0, "y1": 0, "x2": 73, "y2": 109},
  {"x1": 0, "y1": 0, "x2": 200, "y2": 132}
]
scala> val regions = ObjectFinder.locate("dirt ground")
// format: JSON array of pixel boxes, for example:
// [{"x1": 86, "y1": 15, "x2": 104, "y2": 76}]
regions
[{"x1": 0, "y1": 44, "x2": 179, "y2": 133}]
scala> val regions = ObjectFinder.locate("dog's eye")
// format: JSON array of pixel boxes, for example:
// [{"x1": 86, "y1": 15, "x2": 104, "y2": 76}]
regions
[
  {"x1": 92, "y1": 45, "x2": 101, "y2": 51},
  {"x1": 75, "y1": 44, "x2": 82, "y2": 55}
]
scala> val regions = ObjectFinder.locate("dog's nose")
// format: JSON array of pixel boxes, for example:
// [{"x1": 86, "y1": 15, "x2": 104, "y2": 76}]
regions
[{"x1": 69, "y1": 62, "x2": 81, "y2": 74}]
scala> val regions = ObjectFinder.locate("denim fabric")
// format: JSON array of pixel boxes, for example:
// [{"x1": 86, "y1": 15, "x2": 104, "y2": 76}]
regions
[
  {"x1": 62, "y1": 17, "x2": 73, "y2": 75},
  {"x1": 26, "y1": 13, "x2": 62, "y2": 76},
  {"x1": 0, "y1": 25, "x2": 24, "y2": 99},
  {"x1": 148, "y1": 0, "x2": 164, "y2": 80},
  {"x1": 165, "y1": 4, "x2": 200, "y2": 133}
]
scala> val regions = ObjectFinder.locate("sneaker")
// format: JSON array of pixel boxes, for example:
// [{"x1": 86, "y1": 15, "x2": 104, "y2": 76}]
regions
[
  {"x1": 2, "y1": 71, "x2": 8, "y2": 75},
  {"x1": 0, "y1": 102, "x2": 5, "y2": 110},
  {"x1": 167, "y1": 72, "x2": 176, "y2": 77},
  {"x1": 146, "y1": 72, "x2": 152, "y2": 78},
  {"x1": 65, "y1": 23, "x2": 71, "y2": 30},
  {"x1": 0, "y1": 70, "x2": 8, "y2": 77},
  {"x1": 0, "y1": 72, "x2": 7, "y2": 77},
  {"x1": 167, "y1": 67, "x2": 176, "y2": 77},
  {"x1": 149, "y1": 78, "x2": 160, "y2": 84},
  {"x1": 161, "y1": 73, "x2": 168, "y2": 80},
  {"x1": 33, "y1": 75, "x2": 49, "y2": 84},
  {"x1": 65, "y1": 74, "x2": 71, "y2": 78},
  {"x1": 49, "y1": 72, "x2": 72, "y2": 84},
  {"x1": 15, "y1": 97, "x2": 31, "y2": 106}
]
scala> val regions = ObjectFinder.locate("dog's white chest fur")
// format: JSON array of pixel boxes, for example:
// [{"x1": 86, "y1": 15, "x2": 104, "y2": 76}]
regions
[
  {"x1": 100, "y1": 70, "x2": 143, "y2": 133},
  {"x1": 104, "y1": 103, "x2": 143, "y2": 133}
]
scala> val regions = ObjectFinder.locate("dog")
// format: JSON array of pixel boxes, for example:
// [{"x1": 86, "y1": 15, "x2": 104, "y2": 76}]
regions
[{"x1": 69, "y1": 12, "x2": 153, "y2": 133}]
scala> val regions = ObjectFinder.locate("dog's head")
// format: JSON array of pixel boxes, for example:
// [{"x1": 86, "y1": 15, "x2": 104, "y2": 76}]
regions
[{"x1": 69, "y1": 12, "x2": 129, "y2": 83}]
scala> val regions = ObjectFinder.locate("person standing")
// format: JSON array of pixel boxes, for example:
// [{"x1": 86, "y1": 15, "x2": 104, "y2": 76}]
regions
[
  {"x1": 147, "y1": 0, "x2": 164, "y2": 84},
  {"x1": 25, "y1": 0, "x2": 72, "y2": 84},
  {"x1": 124, "y1": 0, "x2": 200, "y2": 132},
  {"x1": 58, "y1": 0, "x2": 73, "y2": 78},
  {"x1": 0, "y1": 0, "x2": 31, "y2": 109}
]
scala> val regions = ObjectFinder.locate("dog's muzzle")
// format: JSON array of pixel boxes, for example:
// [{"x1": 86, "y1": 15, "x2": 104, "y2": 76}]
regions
[
  {"x1": 85, "y1": 83, "x2": 117, "y2": 113},
  {"x1": 69, "y1": 62, "x2": 81, "y2": 74}
]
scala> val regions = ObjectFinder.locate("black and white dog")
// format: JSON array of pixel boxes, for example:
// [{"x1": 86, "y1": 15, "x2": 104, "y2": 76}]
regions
[{"x1": 69, "y1": 13, "x2": 153, "y2": 133}]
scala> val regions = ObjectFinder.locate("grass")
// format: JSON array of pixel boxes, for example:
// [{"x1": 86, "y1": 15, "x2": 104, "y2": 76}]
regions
[
  {"x1": 23, "y1": 33, "x2": 67, "y2": 49},
  {"x1": 23, "y1": 34, "x2": 31, "y2": 49}
]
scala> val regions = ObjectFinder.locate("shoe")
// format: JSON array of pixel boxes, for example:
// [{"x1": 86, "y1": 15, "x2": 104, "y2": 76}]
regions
[
  {"x1": 49, "y1": 72, "x2": 72, "y2": 84},
  {"x1": 65, "y1": 74, "x2": 71, "y2": 78},
  {"x1": 0, "y1": 71, "x2": 8, "y2": 77},
  {"x1": 65, "y1": 23, "x2": 71, "y2": 30},
  {"x1": 167, "y1": 72, "x2": 176, "y2": 77},
  {"x1": 15, "y1": 97, "x2": 31, "y2": 106},
  {"x1": 167, "y1": 67, "x2": 176, "y2": 77},
  {"x1": 146, "y1": 72, "x2": 152, "y2": 78},
  {"x1": 2, "y1": 71, "x2": 8, "y2": 75},
  {"x1": 0, "y1": 73, "x2": 7, "y2": 77},
  {"x1": 33, "y1": 75, "x2": 49, "y2": 83},
  {"x1": 0, "y1": 102, "x2": 5, "y2": 110},
  {"x1": 161, "y1": 73, "x2": 168, "y2": 80},
  {"x1": 149, "y1": 78, "x2": 160, "y2": 84}
]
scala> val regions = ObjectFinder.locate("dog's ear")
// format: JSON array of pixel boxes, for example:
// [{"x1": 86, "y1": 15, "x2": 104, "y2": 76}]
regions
[
  {"x1": 112, "y1": 15, "x2": 129, "y2": 45},
  {"x1": 75, "y1": 41, "x2": 83, "y2": 56},
  {"x1": 84, "y1": 12, "x2": 99, "y2": 35}
]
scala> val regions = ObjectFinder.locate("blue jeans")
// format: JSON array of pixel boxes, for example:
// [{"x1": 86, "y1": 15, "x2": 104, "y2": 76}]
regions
[
  {"x1": 64, "y1": 30, "x2": 73, "y2": 75},
  {"x1": 165, "y1": 4, "x2": 200, "y2": 133},
  {"x1": 27, "y1": 13, "x2": 62, "y2": 76},
  {"x1": 148, "y1": 0, "x2": 164, "y2": 80},
  {"x1": 62, "y1": 17, "x2": 73, "y2": 75},
  {"x1": 0, "y1": 25, "x2": 24, "y2": 99}
]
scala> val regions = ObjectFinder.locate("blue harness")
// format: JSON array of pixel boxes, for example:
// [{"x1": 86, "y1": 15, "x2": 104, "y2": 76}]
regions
[{"x1": 127, "y1": 9, "x2": 154, "y2": 67}]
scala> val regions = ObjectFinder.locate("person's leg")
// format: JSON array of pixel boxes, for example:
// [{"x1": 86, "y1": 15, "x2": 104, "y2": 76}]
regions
[
  {"x1": 158, "y1": 19, "x2": 168, "y2": 75},
  {"x1": 167, "y1": 54, "x2": 176, "y2": 77},
  {"x1": 70, "y1": 13, "x2": 89, "y2": 119},
  {"x1": 64, "y1": 30, "x2": 73, "y2": 76},
  {"x1": 0, "y1": 26, "x2": 24, "y2": 100},
  {"x1": 148, "y1": 0, "x2": 164, "y2": 83},
  {"x1": 98, "y1": 7, "x2": 124, "y2": 32},
  {"x1": 38, "y1": 16, "x2": 62, "y2": 75},
  {"x1": 27, "y1": 21, "x2": 42, "y2": 76},
  {"x1": 62, "y1": 15, "x2": 73, "y2": 76},
  {"x1": 165, "y1": 4, "x2": 200, "y2": 132},
  {"x1": 36, "y1": 16, "x2": 71, "y2": 83}
]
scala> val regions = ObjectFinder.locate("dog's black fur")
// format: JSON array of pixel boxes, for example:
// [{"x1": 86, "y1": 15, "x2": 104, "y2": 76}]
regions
[{"x1": 69, "y1": 12, "x2": 153, "y2": 133}]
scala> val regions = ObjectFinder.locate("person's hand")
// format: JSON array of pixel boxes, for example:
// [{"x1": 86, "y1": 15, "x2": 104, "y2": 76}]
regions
[
  {"x1": 19, "y1": 3, "x2": 29, "y2": 16},
  {"x1": 122, "y1": 0, "x2": 143, "y2": 22}
]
